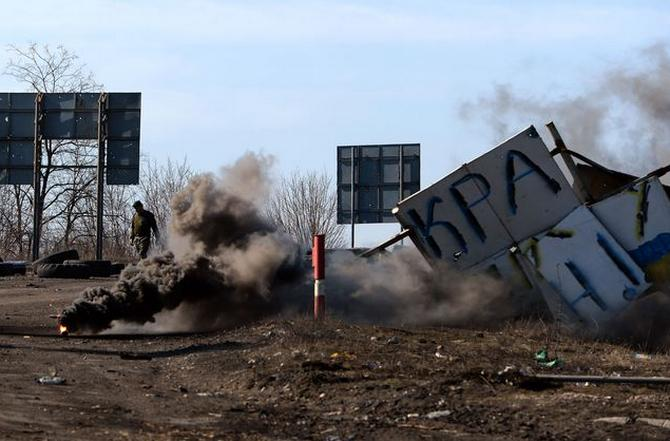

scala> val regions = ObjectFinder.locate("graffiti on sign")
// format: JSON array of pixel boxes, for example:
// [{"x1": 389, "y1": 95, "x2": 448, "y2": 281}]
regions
[{"x1": 395, "y1": 126, "x2": 580, "y2": 269}]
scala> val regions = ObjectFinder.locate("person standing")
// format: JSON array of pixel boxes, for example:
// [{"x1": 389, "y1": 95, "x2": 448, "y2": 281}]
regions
[{"x1": 130, "y1": 201, "x2": 159, "y2": 259}]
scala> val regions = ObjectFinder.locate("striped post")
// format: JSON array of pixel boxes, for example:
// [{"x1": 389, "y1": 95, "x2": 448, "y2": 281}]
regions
[{"x1": 312, "y1": 234, "x2": 325, "y2": 320}]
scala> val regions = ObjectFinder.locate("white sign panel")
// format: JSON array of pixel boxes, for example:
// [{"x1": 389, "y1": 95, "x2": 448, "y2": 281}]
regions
[
  {"x1": 591, "y1": 177, "x2": 670, "y2": 284},
  {"x1": 395, "y1": 126, "x2": 580, "y2": 269},
  {"x1": 528, "y1": 206, "x2": 650, "y2": 326}
]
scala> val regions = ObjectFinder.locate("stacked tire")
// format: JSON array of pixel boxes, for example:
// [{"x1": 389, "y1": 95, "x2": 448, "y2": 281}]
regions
[
  {"x1": 110, "y1": 262, "x2": 126, "y2": 276},
  {"x1": 0, "y1": 261, "x2": 27, "y2": 277},
  {"x1": 33, "y1": 250, "x2": 119, "y2": 279},
  {"x1": 33, "y1": 250, "x2": 89, "y2": 279},
  {"x1": 63, "y1": 260, "x2": 112, "y2": 278}
]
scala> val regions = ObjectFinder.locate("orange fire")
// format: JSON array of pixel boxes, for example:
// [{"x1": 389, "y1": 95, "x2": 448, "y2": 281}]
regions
[{"x1": 58, "y1": 325, "x2": 68, "y2": 335}]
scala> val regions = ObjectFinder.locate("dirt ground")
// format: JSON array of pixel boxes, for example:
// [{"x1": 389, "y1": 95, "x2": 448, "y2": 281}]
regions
[{"x1": 1, "y1": 274, "x2": 670, "y2": 440}]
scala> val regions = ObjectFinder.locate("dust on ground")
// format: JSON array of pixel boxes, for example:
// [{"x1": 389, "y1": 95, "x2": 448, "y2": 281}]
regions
[{"x1": 1, "y1": 274, "x2": 670, "y2": 440}]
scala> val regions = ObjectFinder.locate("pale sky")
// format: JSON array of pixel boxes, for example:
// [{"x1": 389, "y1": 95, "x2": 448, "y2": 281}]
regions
[{"x1": 0, "y1": 0, "x2": 668, "y2": 245}]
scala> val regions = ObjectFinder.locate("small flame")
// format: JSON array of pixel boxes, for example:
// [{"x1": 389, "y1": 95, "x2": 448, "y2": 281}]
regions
[{"x1": 59, "y1": 325, "x2": 68, "y2": 335}]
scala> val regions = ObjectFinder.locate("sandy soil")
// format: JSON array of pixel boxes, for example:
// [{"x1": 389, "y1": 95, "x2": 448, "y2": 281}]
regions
[{"x1": 1, "y1": 274, "x2": 670, "y2": 440}]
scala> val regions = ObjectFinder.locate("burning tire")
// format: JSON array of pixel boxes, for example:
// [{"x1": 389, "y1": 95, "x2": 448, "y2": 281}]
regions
[
  {"x1": 63, "y1": 260, "x2": 112, "y2": 278},
  {"x1": 35, "y1": 263, "x2": 91, "y2": 279},
  {"x1": 32, "y1": 249, "x2": 80, "y2": 269}
]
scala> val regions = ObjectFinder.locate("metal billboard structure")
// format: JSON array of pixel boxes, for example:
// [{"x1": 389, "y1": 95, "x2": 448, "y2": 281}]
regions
[
  {"x1": 0, "y1": 92, "x2": 141, "y2": 261},
  {"x1": 337, "y1": 143, "x2": 420, "y2": 247}
]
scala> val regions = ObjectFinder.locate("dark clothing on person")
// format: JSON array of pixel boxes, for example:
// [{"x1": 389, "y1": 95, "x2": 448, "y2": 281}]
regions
[
  {"x1": 133, "y1": 236, "x2": 151, "y2": 259},
  {"x1": 131, "y1": 209, "x2": 159, "y2": 259}
]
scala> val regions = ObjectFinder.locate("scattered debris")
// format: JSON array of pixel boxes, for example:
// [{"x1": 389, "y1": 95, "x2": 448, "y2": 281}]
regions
[
  {"x1": 434, "y1": 345, "x2": 448, "y2": 359},
  {"x1": 638, "y1": 418, "x2": 670, "y2": 429},
  {"x1": 37, "y1": 376, "x2": 66, "y2": 385},
  {"x1": 594, "y1": 417, "x2": 670, "y2": 429},
  {"x1": 535, "y1": 348, "x2": 562, "y2": 368},
  {"x1": 425, "y1": 410, "x2": 452, "y2": 419},
  {"x1": 593, "y1": 416, "x2": 631, "y2": 425},
  {"x1": 498, "y1": 366, "x2": 670, "y2": 386}
]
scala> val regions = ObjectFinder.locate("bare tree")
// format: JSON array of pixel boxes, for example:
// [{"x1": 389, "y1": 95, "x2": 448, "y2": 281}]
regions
[
  {"x1": 137, "y1": 157, "x2": 194, "y2": 244},
  {"x1": 266, "y1": 170, "x2": 345, "y2": 249},
  {"x1": 4, "y1": 44, "x2": 102, "y2": 257}
]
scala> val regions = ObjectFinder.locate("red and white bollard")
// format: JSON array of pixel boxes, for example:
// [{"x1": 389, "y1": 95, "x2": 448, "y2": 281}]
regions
[{"x1": 312, "y1": 234, "x2": 325, "y2": 320}]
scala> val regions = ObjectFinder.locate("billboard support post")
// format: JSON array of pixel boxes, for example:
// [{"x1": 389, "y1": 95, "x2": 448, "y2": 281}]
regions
[
  {"x1": 350, "y1": 146, "x2": 355, "y2": 248},
  {"x1": 31, "y1": 93, "x2": 43, "y2": 261},
  {"x1": 95, "y1": 93, "x2": 109, "y2": 260}
]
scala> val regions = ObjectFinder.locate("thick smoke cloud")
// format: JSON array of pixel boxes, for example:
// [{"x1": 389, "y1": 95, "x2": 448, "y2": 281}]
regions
[
  {"x1": 324, "y1": 248, "x2": 534, "y2": 327},
  {"x1": 460, "y1": 44, "x2": 670, "y2": 175},
  {"x1": 59, "y1": 153, "x2": 302, "y2": 334},
  {"x1": 59, "y1": 150, "x2": 522, "y2": 334}
]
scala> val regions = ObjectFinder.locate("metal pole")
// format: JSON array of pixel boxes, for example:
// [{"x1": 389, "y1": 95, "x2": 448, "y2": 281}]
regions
[
  {"x1": 399, "y1": 145, "x2": 404, "y2": 245},
  {"x1": 312, "y1": 234, "x2": 326, "y2": 320},
  {"x1": 360, "y1": 229, "x2": 411, "y2": 258},
  {"x1": 546, "y1": 121, "x2": 589, "y2": 203},
  {"x1": 530, "y1": 373, "x2": 670, "y2": 385},
  {"x1": 350, "y1": 146, "x2": 355, "y2": 249},
  {"x1": 95, "y1": 93, "x2": 108, "y2": 260},
  {"x1": 31, "y1": 93, "x2": 43, "y2": 262}
]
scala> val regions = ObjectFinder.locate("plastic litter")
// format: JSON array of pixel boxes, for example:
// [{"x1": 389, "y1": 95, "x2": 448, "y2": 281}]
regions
[
  {"x1": 535, "y1": 348, "x2": 562, "y2": 368},
  {"x1": 37, "y1": 376, "x2": 66, "y2": 385},
  {"x1": 425, "y1": 410, "x2": 452, "y2": 419}
]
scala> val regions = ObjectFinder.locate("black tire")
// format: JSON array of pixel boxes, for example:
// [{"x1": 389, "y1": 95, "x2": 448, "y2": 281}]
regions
[
  {"x1": 35, "y1": 263, "x2": 90, "y2": 279},
  {"x1": 32, "y1": 249, "x2": 80, "y2": 269},
  {"x1": 110, "y1": 262, "x2": 126, "y2": 275},
  {"x1": 0, "y1": 262, "x2": 25, "y2": 277},
  {"x1": 10, "y1": 262, "x2": 26, "y2": 276},
  {"x1": 63, "y1": 260, "x2": 112, "y2": 278}
]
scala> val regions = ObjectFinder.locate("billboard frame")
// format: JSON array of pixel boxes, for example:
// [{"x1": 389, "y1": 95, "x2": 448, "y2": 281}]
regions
[
  {"x1": 0, "y1": 92, "x2": 141, "y2": 261},
  {"x1": 337, "y1": 143, "x2": 420, "y2": 247}
]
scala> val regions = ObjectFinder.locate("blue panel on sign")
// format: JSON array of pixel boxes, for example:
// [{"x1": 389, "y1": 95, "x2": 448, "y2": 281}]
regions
[
  {"x1": 11, "y1": 93, "x2": 36, "y2": 110},
  {"x1": 108, "y1": 111, "x2": 140, "y2": 138},
  {"x1": 0, "y1": 113, "x2": 9, "y2": 138},
  {"x1": 403, "y1": 159, "x2": 420, "y2": 183},
  {"x1": 10, "y1": 114, "x2": 34, "y2": 138},
  {"x1": 43, "y1": 93, "x2": 75, "y2": 110},
  {"x1": 43, "y1": 111, "x2": 75, "y2": 138},
  {"x1": 0, "y1": 143, "x2": 8, "y2": 166},
  {"x1": 108, "y1": 93, "x2": 141, "y2": 109},
  {"x1": 75, "y1": 112, "x2": 98, "y2": 139},
  {"x1": 76, "y1": 93, "x2": 99, "y2": 110},
  {"x1": 382, "y1": 160, "x2": 399, "y2": 184},
  {"x1": 0, "y1": 94, "x2": 10, "y2": 110},
  {"x1": 0, "y1": 142, "x2": 33, "y2": 184},
  {"x1": 359, "y1": 158, "x2": 379, "y2": 185},
  {"x1": 10, "y1": 142, "x2": 33, "y2": 166},
  {"x1": 107, "y1": 139, "x2": 139, "y2": 185},
  {"x1": 107, "y1": 168, "x2": 139, "y2": 185},
  {"x1": 359, "y1": 188, "x2": 378, "y2": 210},
  {"x1": 9, "y1": 168, "x2": 33, "y2": 185},
  {"x1": 107, "y1": 140, "x2": 139, "y2": 167}
]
